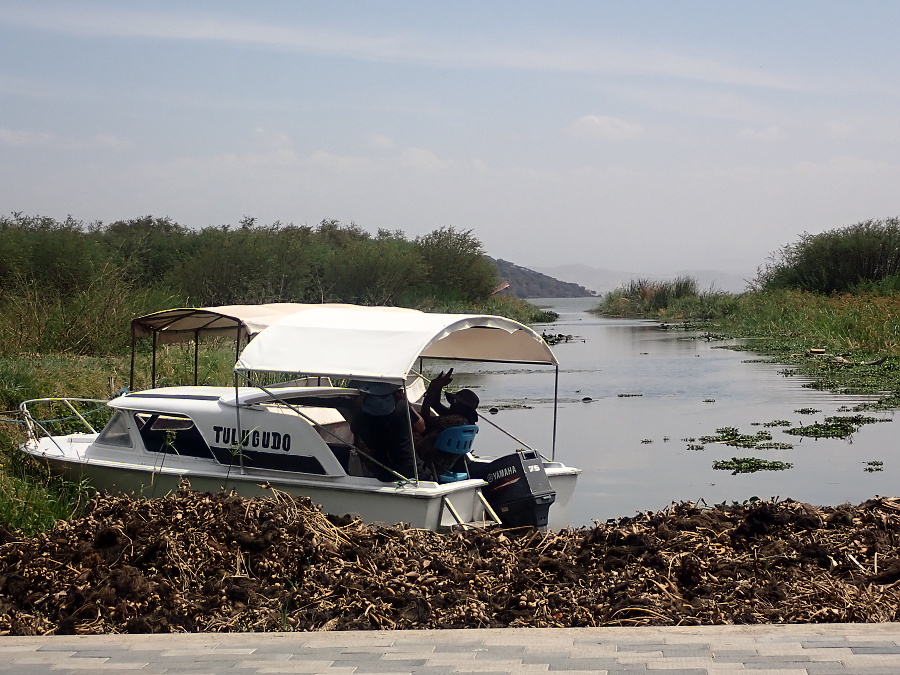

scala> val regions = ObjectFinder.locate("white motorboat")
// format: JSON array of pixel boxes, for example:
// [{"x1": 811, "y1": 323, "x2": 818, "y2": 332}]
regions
[{"x1": 20, "y1": 304, "x2": 580, "y2": 530}]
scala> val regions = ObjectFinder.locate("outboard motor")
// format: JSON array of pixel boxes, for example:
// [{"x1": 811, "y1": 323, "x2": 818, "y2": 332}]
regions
[{"x1": 469, "y1": 449, "x2": 556, "y2": 528}]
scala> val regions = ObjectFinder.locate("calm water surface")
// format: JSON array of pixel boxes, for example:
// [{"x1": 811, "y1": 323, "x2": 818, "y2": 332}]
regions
[{"x1": 450, "y1": 297, "x2": 897, "y2": 526}]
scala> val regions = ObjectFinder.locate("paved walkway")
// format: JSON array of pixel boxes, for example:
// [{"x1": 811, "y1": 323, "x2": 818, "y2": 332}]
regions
[{"x1": 1, "y1": 623, "x2": 899, "y2": 674}]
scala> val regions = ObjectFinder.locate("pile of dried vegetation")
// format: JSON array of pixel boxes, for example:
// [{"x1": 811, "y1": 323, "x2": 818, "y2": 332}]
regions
[{"x1": 2, "y1": 485, "x2": 900, "y2": 635}]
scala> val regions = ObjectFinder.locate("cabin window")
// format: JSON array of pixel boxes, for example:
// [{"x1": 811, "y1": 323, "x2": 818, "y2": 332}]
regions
[
  {"x1": 96, "y1": 410, "x2": 133, "y2": 447},
  {"x1": 134, "y1": 412, "x2": 216, "y2": 461},
  {"x1": 208, "y1": 446, "x2": 327, "y2": 474}
]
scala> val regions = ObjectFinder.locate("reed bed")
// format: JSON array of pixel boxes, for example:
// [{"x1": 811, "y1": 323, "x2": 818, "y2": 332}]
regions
[{"x1": 721, "y1": 290, "x2": 900, "y2": 355}]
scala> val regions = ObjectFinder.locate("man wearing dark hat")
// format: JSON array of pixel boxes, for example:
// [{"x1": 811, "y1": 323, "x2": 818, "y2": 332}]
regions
[
  {"x1": 421, "y1": 368, "x2": 479, "y2": 427},
  {"x1": 419, "y1": 369, "x2": 480, "y2": 476},
  {"x1": 349, "y1": 381, "x2": 432, "y2": 481}
]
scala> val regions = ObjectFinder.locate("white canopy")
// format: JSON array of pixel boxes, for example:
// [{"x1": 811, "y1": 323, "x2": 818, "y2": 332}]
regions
[
  {"x1": 132, "y1": 303, "x2": 337, "y2": 345},
  {"x1": 235, "y1": 304, "x2": 557, "y2": 383}
]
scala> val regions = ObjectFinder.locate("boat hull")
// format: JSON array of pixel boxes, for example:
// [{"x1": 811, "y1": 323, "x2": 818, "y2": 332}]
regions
[
  {"x1": 23, "y1": 434, "x2": 580, "y2": 530},
  {"x1": 544, "y1": 463, "x2": 580, "y2": 530},
  {"x1": 22, "y1": 435, "x2": 495, "y2": 530}
]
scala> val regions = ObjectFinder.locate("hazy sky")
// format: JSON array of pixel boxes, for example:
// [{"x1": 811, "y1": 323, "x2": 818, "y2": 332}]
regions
[{"x1": 3, "y1": 2, "x2": 900, "y2": 274}]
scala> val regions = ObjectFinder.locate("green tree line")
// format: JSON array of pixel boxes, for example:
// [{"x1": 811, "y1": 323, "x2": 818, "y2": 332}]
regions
[
  {"x1": 0, "y1": 213, "x2": 503, "y2": 356},
  {"x1": 753, "y1": 217, "x2": 900, "y2": 294},
  {"x1": 594, "y1": 216, "x2": 900, "y2": 359}
]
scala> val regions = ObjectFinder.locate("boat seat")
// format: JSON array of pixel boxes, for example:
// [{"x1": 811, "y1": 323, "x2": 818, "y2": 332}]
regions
[
  {"x1": 433, "y1": 424, "x2": 479, "y2": 454},
  {"x1": 434, "y1": 425, "x2": 478, "y2": 483}
]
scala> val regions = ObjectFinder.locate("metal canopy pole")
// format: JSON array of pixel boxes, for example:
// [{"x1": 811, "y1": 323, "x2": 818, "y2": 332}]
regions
[
  {"x1": 151, "y1": 331, "x2": 158, "y2": 388},
  {"x1": 193, "y1": 330, "x2": 200, "y2": 386},
  {"x1": 129, "y1": 328, "x2": 137, "y2": 391},
  {"x1": 552, "y1": 365, "x2": 559, "y2": 461},
  {"x1": 235, "y1": 326, "x2": 242, "y2": 370},
  {"x1": 402, "y1": 383, "x2": 419, "y2": 485}
]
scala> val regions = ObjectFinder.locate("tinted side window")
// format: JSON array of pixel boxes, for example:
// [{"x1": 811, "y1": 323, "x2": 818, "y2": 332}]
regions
[{"x1": 135, "y1": 413, "x2": 215, "y2": 460}]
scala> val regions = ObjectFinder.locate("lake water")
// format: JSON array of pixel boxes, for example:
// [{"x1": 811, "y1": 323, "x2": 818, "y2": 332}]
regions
[{"x1": 448, "y1": 297, "x2": 897, "y2": 526}]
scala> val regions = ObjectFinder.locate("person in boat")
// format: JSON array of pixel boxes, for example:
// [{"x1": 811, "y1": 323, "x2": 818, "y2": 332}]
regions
[
  {"x1": 349, "y1": 381, "x2": 433, "y2": 481},
  {"x1": 421, "y1": 369, "x2": 480, "y2": 429},
  {"x1": 418, "y1": 369, "x2": 480, "y2": 475}
]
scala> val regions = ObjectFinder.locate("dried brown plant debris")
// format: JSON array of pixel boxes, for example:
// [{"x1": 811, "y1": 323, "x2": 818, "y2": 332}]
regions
[{"x1": 2, "y1": 485, "x2": 900, "y2": 635}]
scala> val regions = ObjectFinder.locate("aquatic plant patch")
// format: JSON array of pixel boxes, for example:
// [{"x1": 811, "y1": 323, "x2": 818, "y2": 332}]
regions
[
  {"x1": 699, "y1": 427, "x2": 774, "y2": 448},
  {"x1": 785, "y1": 414, "x2": 891, "y2": 439},
  {"x1": 712, "y1": 457, "x2": 794, "y2": 474}
]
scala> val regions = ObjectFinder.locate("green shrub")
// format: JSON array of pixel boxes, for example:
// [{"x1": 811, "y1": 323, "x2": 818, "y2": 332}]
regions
[{"x1": 754, "y1": 217, "x2": 900, "y2": 293}]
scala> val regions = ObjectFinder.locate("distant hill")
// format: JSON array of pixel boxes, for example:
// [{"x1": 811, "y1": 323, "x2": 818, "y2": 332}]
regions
[
  {"x1": 488, "y1": 258, "x2": 596, "y2": 298},
  {"x1": 533, "y1": 263, "x2": 753, "y2": 295}
]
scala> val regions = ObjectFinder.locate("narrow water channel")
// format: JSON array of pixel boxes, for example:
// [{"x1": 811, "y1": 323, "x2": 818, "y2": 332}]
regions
[{"x1": 450, "y1": 297, "x2": 896, "y2": 526}]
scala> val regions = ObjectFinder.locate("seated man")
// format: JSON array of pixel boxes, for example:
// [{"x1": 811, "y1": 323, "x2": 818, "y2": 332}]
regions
[
  {"x1": 349, "y1": 381, "x2": 432, "y2": 481},
  {"x1": 419, "y1": 369, "x2": 480, "y2": 476}
]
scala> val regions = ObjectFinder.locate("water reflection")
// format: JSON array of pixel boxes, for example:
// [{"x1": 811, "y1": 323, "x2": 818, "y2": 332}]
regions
[{"x1": 452, "y1": 297, "x2": 896, "y2": 526}]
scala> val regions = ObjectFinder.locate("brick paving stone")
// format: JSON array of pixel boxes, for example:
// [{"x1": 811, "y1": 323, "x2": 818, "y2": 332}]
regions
[
  {"x1": 660, "y1": 648, "x2": 715, "y2": 657},
  {"x1": 432, "y1": 644, "x2": 497, "y2": 653},
  {"x1": 424, "y1": 655, "x2": 480, "y2": 665},
  {"x1": 448, "y1": 664, "x2": 551, "y2": 673},
  {"x1": 7, "y1": 623, "x2": 900, "y2": 673},
  {"x1": 548, "y1": 657, "x2": 640, "y2": 670},
  {"x1": 841, "y1": 654, "x2": 900, "y2": 666},
  {"x1": 255, "y1": 665, "x2": 358, "y2": 674},
  {"x1": 378, "y1": 651, "x2": 441, "y2": 660},
  {"x1": 350, "y1": 659, "x2": 429, "y2": 672},
  {"x1": 851, "y1": 645, "x2": 900, "y2": 653},
  {"x1": 744, "y1": 661, "x2": 820, "y2": 669},
  {"x1": 734, "y1": 655, "x2": 815, "y2": 663},
  {"x1": 160, "y1": 648, "x2": 258, "y2": 656}
]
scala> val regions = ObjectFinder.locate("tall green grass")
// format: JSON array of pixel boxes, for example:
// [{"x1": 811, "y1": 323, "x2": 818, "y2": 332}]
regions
[
  {"x1": 595, "y1": 276, "x2": 737, "y2": 320},
  {"x1": 595, "y1": 271, "x2": 900, "y2": 358},
  {"x1": 0, "y1": 419, "x2": 92, "y2": 535},
  {"x1": 719, "y1": 290, "x2": 900, "y2": 355}
]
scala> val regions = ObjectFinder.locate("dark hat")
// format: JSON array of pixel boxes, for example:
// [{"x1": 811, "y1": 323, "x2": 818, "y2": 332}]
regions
[
  {"x1": 351, "y1": 381, "x2": 401, "y2": 416},
  {"x1": 445, "y1": 388, "x2": 479, "y2": 423}
]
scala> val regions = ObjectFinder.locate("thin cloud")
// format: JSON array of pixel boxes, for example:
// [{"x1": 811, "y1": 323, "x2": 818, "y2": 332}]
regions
[
  {"x1": 0, "y1": 5, "x2": 794, "y2": 89},
  {"x1": 737, "y1": 125, "x2": 784, "y2": 141},
  {"x1": 397, "y1": 147, "x2": 446, "y2": 171},
  {"x1": 0, "y1": 127, "x2": 54, "y2": 147},
  {"x1": 0, "y1": 127, "x2": 131, "y2": 150},
  {"x1": 797, "y1": 155, "x2": 893, "y2": 175},
  {"x1": 570, "y1": 115, "x2": 643, "y2": 141},
  {"x1": 368, "y1": 134, "x2": 396, "y2": 150}
]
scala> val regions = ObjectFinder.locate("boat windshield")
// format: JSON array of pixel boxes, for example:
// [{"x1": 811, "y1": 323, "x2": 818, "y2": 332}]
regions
[{"x1": 96, "y1": 410, "x2": 133, "y2": 447}]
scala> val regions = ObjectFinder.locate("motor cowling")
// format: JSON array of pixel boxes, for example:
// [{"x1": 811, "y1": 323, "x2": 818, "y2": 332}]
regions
[{"x1": 469, "y1": 449, "x2": 556, "y2": 528}]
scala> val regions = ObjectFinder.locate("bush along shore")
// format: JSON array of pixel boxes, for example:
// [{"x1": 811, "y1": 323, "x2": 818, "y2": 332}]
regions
[
  {"x1": 594, "y1": 216, "x2": 900, "y2": 410},
  {"x1": 2, "y1": 486, "x2": 900, "y2": 635}
]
